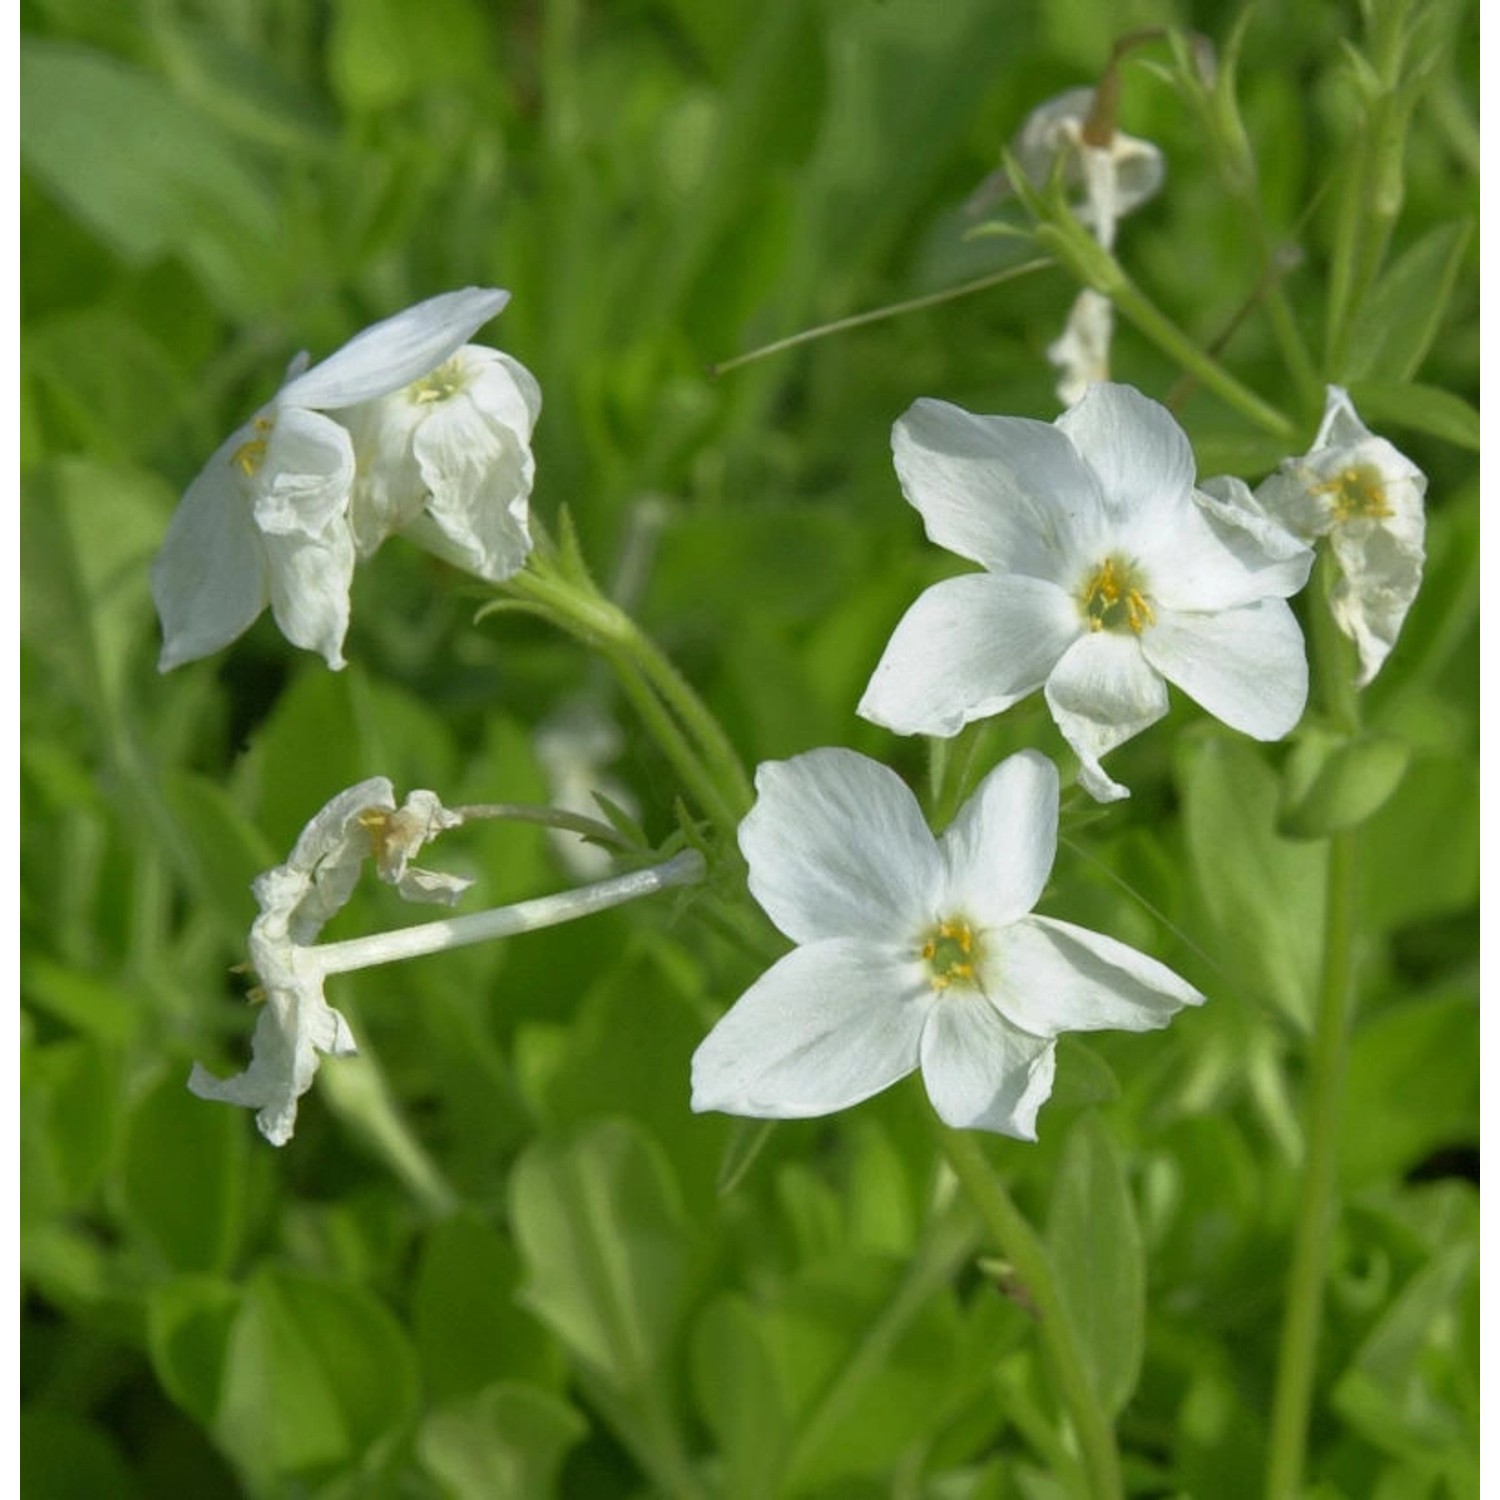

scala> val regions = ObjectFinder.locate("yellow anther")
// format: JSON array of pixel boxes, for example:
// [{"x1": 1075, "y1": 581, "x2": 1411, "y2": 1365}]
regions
[
  {"x1": 411, "y1": 358, "x2": 465, "y2": 405},
  {"x1": 231, "y1": 416, "x2": 274, "y2": 478},
  {"x1": 921, "y1": 917, "x2": 982, "y2": 993},
  {"x1": 1079, "y1": 555, "x2": 1153, "y2": 634},
  {"x1": 1317, "y1": 463, "x2": 1391, "y2": 522}
]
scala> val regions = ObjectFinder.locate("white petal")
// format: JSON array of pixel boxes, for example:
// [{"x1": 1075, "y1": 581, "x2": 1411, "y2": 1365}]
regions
[
  {"x1": 187, "y1": 964, "x2": 357, "y2": 1147},
  {"x1": 468, "y1": 348, "x2": 542, "y2": 436},
  {"x1": 1110, "y1": 133, "x2": 1166, "y2": 218},
  {"x1": 1044, "y1": 632, "x2": 1168, "y2": 801},
  {"x1": 858, "y1": 573, "x2": 1081, "y2": 736},
  {"x1": 892, "y1": 399, "x2": 1103, "y2": 577},
  {"x1": 690, "y1": 939, "x2": 931, "y2": 1119},
  {"x1": 1313, "y1": 384, "x2": 1371, "y2": 449},
  {"x1": 279, "y1": 288, "x2": 512, "y2": 410},
  {"x1": 407, "y1": 397, "x2": 533, "y2": 580},
  {"x1": 1013, "y1": 88, "x2": 1092, "y2": 185},
  {"x1": 1049, "y1": 290, "x2": 1114, "y2": 407},
  {"x1": 1195, "y1": 476, "x2": 1315, "y2": 599},
  {"x1": 1328, "y1": 522, "x2": 1424, "y2": 687},
  {"x1": 1142, "y1": 599, "x2": 1308, "y2": 740},
  {"x1": 938, "y1": 750, "x2": 1058, "y2": 929},
  {"x1": 981, "y1": 914, "x2": 1201, "y2": 1038},
  {"x1": 152, "y1": 428, "x2": 270, "y2": 670},
  {"x1": 251, "y1": 407, "x2": 356, "y2": 539},
  {"x1": 740, "y1": 750, "x2": 943, "y2": 944},
  {"x1": 369, "y1": 790, "x2": 473, "y2": 905},
  {"x1": 262, "y1": 524, "x2": 358, "y2": 671},
  {"x1": 1057, "y1": 383, "x2": 1195, "y2": 535},
  {"x1": 919, "y1": 995, "x2": 1056, "y2": 1139}
]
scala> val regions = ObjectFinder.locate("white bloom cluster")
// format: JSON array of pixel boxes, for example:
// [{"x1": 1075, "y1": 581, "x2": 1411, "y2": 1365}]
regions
[{"x1": 152, "y1": 289, "x2": 540, "y2": 671}]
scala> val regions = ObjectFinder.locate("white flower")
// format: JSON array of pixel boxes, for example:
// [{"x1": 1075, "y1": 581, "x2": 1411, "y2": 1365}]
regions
[
  {"x1": 691, "y1": 748, "x2": 1201, "y2": 1138},
  {"x1": 152, "y1": 288, "x2": 530, "y2": 670},
  {"x1": 188, "y1": 778, "x2": 468, "y2": 1145},
  {"x1": 1254, "y1": 386, "x2": 1426, "y2": 686},
  {"x1": 1012, "y1": 87, "x2": 1164, "y2": 252},
  {"x1": 341, "y1": 344, "x2": 541, "y2": 582},
  {"x1": 858, "y1": 383, "x2": 1313, "y2": 801}
]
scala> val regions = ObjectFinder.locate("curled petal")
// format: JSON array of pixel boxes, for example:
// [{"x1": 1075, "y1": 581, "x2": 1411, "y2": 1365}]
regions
[
  {"x1": 858, "y1": 573, "x2": 1080, "y2": 737},
  {"x1": 1143, "y1": 599, "x2": 1308, "y2": 741},
  {"x1": 982, "y1": 914, "x2": 1202, "y2": 1038},
  {"x1": 740, "y1": 750, "x2": 942, "y2": 944},
  {"x1": 250, "y1": 408, "x2": 356, "y2": 539},
  {"x1": 919, "y1": 995, "x2": 1056, "y2": 1139},
  {"x1": 1328, "y1": 522, "x2": 1424, "y2": 687},
  {"x1": 280, "y1": 287, "x2": 511, "y2": 410},
  {"x1": 691, "y1": 939, "x2": 932, "y2": 1119},
  {"x1": 1045, "y1": 632, "x2": 1169, "y2": 802},
  {"x1": 262, "y1": 524, "x2": 357, "y2": 671}
]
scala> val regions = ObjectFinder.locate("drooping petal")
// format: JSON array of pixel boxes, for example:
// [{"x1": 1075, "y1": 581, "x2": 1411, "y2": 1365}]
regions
[
  {"x1": 980, "y1": 914, "x2": 1201, "y2": 1038},
  {"x1": 407, "y1": 396, "x2": 533, "y2": 581},
  {"x1": 892, "y1": 399, "x2": 1103, "y2": 578},
  {"x1": 152, "y1": 428, "x2": 270, "y2": 670},
  {"x1": 279, "y1": 288, "x2": 511, "y2": 410},
  {"x1": 366, "y1": 789, "x2": 473, "y2": 905},
  {"x1": 249, "y1": 407, "x2": 356, "y2": 540},
  {"x1": 938, "y1": 750, "x2": 1058, "y2": 929},
  {"x1": 262, "y1": 524, "x2": 358, "y2": 671},
  {"x1": 187, "y1": 958, "x2": 358, "y2": 1147},
  {"x1": 690, "y1": 938, "x2": 932, "y2": 1119},
  {"x1": 740, "y1": 750, "x2": 943, "y2": 944},
  {"x1": 1049, "y1": 289, "x2": 1114, "y2": 407},
  {"x1": 1142, "y1": 599, "x2": 1308, "y2": 740},
  {"x1": 1057, "y1": 383, "x2": 1196, "y2": 535},
  {"x1": 919, "y1": 995, "x2": 1056, "y2": 1139},
  {"x1": 1044, "y1": 631, "x2": 1168, "y2": 801},
  {"x1": 1328, "y1": 521, "x2": 1424, "y2": 687},
  {"x1": 858, "y1": 573, "x2": 1081, "y2": 737}
]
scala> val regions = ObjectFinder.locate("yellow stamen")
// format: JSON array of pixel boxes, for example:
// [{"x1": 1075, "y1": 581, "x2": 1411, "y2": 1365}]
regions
[
  {"x1": 1079, "y1": 555, "x2": 1154, "y2": 634},
  {"x1": 921, "y1": 917, "x2": 981, "y2": 992},
  {"x1": 410, "y1": 358, "x2": 466, "y2": 405},
  {"x1": 231, "y1": 416, "x2": 274, "y2": 477},
  {"x1": 1316, "y1": 463, "x2": 1391, "y2": 522}
]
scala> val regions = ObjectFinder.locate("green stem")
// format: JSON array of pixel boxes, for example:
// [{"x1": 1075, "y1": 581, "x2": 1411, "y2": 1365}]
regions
[
  {"x1": 1263, "y1": 827, "x2": 1359, "y2": 1499},
  {"x1": 936, "y1": 1124, "x2": 1123, "y2": 1500},
  {"x1": 1109, "y1": 274, "x2": 1297, "y2": 440}
]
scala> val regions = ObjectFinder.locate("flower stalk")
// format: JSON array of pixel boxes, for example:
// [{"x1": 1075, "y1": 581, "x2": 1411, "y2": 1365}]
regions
[{"x1": 936, "y1": 1122, "x2": 1123, "y2": 1500}]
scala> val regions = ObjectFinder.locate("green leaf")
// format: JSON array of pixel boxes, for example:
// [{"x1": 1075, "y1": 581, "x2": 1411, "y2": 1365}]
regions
[
  {"x1": 146, "y1": 1276, "x2": 243, "y2": 1428},
  {"x1": 1279, "y1": 728, "x2": 1411, "y2": 837},
  {"x1": 20, "y1": 40, "x2": 281, "y2": 313},
  {"x1": 690, "y1": 1296, "x2": 791, "y2": 1500},
  {"x1": 1345, "y1": 221, "x2": 1473, "y2": 383},
  {"x1": 509, "y1": 1119, "x2": 694, "y2": 1390},
  {"x1": 1177, "y1": 732, "x2": 1327, "y2": 1031},
  {"x1": 1346, "y1": 381, "x2": 1480, "y2": 451},
  {"x1": 18, "y1": 1409, "x2": 140, "y2": 1500},
  {"x1": 121, "y1": 1073, "x2": 249, "y2": 1275},
  {"x1": 328, "y1": 0, "x2": 492, "y2": 113},
  {"x1": 417, "y1": 1383, "x2": 587, "y2": 1500},
  {"x1": 413, "y1": 1213, "x2": 564, "y2": 1400},
  {"x1": 214, "y1": 1267, "x2": 421, "y2": 1487},
  {"x1": 1045, "y1": 1113, "x2": 1145, "y2": 1418}
]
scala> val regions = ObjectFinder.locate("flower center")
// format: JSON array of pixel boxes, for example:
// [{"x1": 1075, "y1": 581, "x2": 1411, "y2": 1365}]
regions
[
  {"x1": 1318, "y1": 462, "x2": 1392, "y2": 522},
  {"x1": 410, "y1": 358, "x2": 467, "y2": 405},
  {"x1": 231, "y1": 416, "x2": 274, "y2": 478},
  {"x1": 1078, "y1": 555, "x2": 1154, "y2": 633},
  {"x1": 920, "y1": 917, "x2": 982, "y2": 992}
]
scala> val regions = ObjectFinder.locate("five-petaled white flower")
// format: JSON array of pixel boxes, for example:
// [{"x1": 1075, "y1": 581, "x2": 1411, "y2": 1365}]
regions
[
  {"x1": 152, "y1": 288, "x2": 539, "y2": 671},
  {"x1": 691, "y1": 748, "x2": 1202, "y2": 1138},
  {"x1": 858, "y1": 382, "x2": 1313, "y2": 801},
  {"x1": 189, "y1": 778, "x2": 469, "y2": 1146},
  {"x1": 1253, "y1": 386, "x2": 1426, "y2": 686}
]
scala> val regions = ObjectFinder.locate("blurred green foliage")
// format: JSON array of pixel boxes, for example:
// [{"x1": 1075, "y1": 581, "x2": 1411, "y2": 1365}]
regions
[{"x1": 21, "y1": 0, "x2": 1476, "y2": 1496}]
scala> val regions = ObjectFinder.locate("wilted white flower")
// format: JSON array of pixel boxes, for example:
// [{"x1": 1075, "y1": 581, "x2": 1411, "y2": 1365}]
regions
[
  {"x1": 1048, "y1": 289, "x2": 1115, "y2": 407},
  {"x1": 1254, "y1": 386, "x2": 1426, "y2": 686},
  {"x1": 691, "y1": 748, "x2": 1201, "y2": 1138},
  {"x1": 1012, "y1": 87, "x2": 1164, "y2": 252},
  {"x1": 190, "y1": 778, "x2": 705, "y2": 1144},
  {"x1": 188, "y1": 778, "x2": 469, "y2": 1145},
  {"x1": 153, "y1": 288, "x2": 536, "y2": 671},
  {"x1": 859, "y1": 382, "x2": 1313, "y2": 801}
]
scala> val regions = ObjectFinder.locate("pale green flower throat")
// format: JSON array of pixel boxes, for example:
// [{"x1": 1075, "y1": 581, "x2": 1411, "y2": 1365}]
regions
[
  {"x1": 921, "y1": 917, "x2": 982, "y2": 992},
  {"x1": 1079, "y1": 555, "x2": 1154, "y2": 634}
]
